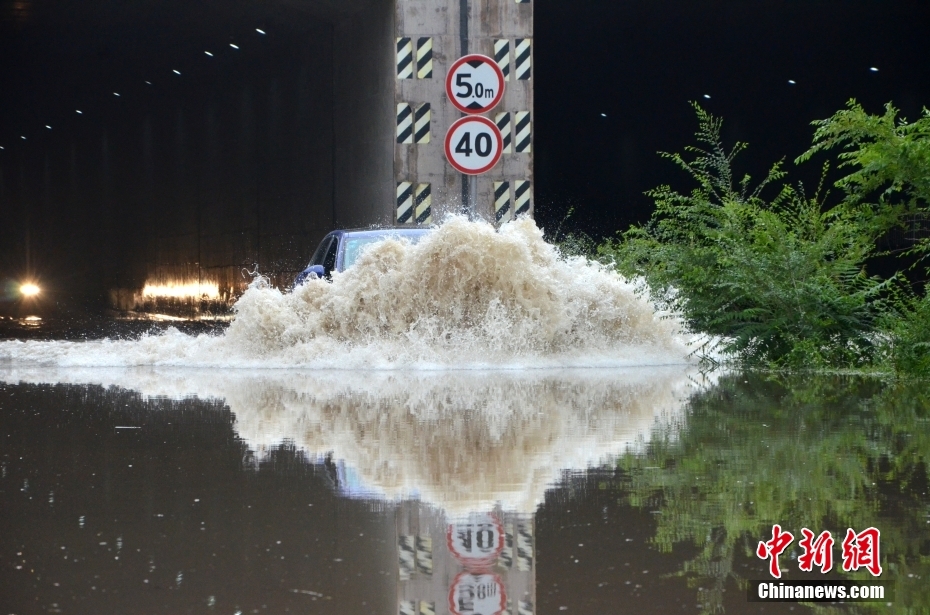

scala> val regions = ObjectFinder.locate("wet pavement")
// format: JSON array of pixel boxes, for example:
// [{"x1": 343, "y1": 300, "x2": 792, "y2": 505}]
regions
[{"x1": 1, "y1": 368, "x2": 927, "y2": 614}]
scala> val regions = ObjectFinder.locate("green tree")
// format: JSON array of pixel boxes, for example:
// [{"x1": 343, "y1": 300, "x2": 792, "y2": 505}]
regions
[
  {"x1": 796, "y1": 100, "x2": 930, "y2": 261},
  {"x1": 797, "y1": 101, "x2": 930, "y2": 378},
  {"x1": 602, "y1": 104, "x2": 890, "y2": 368}
]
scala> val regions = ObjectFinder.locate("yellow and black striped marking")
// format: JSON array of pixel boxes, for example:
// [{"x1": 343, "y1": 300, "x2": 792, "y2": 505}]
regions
[
  {"x1": 399, "y1": 535, "x2": 416, "y2": 579},
  {"x1": 399, "y1": 600, "x2": 416, "y2": 615},
  {"x1": 414, "y1": 103, "x2": 431, "y2": 144},
  {"x1": 514, "y1": 111, "x2": 531, "y2": 153},
  {"x1": 494, "y1": 181, "x2": 512, "y2": 224},
  {"x1": 415, "y1": 534, "x2": 433, "y2": 574},
  {"x1": 495, "y1": 112, "x2": 512, "y2": 153},
  {"x1": 419, "y1": 601, "x2": 436, "y2": 615},
  {"x1": 396, "y1": 37, "x2": 413, "y2": 79},
  {"x1": 494, "y1": 39, "x2": 510, "y2": 81},
  {"x1": 415, "y1": 183, "x2": 432, "y2": 225},
  {"x1": 416, "y1": 37, "x2": 433, "y2": 79},
  {"x1": 514, "y1": 38, "x2": 531, "y2": 80},
  {"x1": 500, "y1": 526, "x2": 514, "y2": 567},
  {"x1": 397, "y1": 103, "x2": 413, "y2": 144},
  {"x1": 518, "y1": 600, "x2": 534, "y2": 615},
  {"x1": 514, "y1": 180, "x2": 531, "y2": 217},
  {"x1": 396, "y1": 182, "x2": 414, "y2": 224},
  {"x1": 516, "y1": 524, "x2": 534, "y2": 571}
]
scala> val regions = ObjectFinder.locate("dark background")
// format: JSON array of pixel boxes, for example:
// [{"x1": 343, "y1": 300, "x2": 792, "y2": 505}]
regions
[
  {"x1": 1, "y1": 0, "x2": 929, "y2": 311},
  {"x1": 533, "y1": 0, "x2": 930, "y2": 237}
]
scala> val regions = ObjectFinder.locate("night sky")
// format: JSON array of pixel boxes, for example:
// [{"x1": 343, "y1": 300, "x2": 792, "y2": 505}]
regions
[{"x1": 1, "y1": 0, "x2": 929, "y2": 309}]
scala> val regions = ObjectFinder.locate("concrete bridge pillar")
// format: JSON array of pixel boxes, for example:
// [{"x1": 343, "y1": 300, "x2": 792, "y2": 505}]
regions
[{"x1": 393, "y1": 0, "x2": 533, "y2": 226}]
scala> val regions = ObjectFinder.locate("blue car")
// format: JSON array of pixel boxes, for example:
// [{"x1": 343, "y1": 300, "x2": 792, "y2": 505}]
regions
[{"x1": 293, "y1": 228, "x2": 431, "y2": 286}]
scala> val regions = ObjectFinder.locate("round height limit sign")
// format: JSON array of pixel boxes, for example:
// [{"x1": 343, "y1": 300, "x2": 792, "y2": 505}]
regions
[
  {"x1": 444, "y1": 55, "x2": 506, "y2": 175},
  {"x1": 445, "y1": 54, "x2": 505, "y2": 114}
]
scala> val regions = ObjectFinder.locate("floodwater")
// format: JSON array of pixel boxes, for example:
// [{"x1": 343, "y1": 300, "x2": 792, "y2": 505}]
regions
[
  {"x1": 2, "y1": 369, "x2": 928, "y2": 615},
  {"x1": 1, "y1": 220, "x2": 927, "y2": 614}
]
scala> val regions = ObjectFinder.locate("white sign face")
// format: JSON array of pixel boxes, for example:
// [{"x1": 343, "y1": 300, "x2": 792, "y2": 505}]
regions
[
  {"x1": 444, "y1": 116, "x2": 504, "y2": 176},
  {"x1": 445, "y1": 54, "x2": 505, "y2": 114},
  {"x1": 448, "y1": 572, "x2": 507, "y2": 615},
  {"x1": 446, "y1": 512, "x2": 505, "y2": 566}
]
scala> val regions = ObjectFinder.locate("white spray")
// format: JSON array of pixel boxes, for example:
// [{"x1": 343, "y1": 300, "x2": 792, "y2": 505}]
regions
[{"x1": 0, "y1": 217, "x2": 692, "y2": 369}]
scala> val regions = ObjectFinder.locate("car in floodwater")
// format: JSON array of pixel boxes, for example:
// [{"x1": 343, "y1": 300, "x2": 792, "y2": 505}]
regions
[{"x1": 292, "y1": 228, "x2": 431, "y2": 287}]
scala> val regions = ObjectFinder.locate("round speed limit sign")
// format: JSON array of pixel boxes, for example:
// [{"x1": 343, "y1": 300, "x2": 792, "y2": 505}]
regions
[
  {"x1": 445, "y1": 54, "x2": 505, "y2": 114},
  {"x1": 444, "y1": 116, "x2": 504, "y2": 175}
]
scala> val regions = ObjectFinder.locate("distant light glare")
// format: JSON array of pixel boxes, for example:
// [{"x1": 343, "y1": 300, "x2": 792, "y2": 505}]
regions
[
  {"x1": 21, "y1": 136, "x2": 26, "y2": 140},
  {"x1": 256, "y1": 28, "x2": 266, "y2": 34},
  {"x1": 600, "y1": 113, "x2": 607, "y2": 117},
  {"x1": 20, "y1": 283, "x2": 41, "y2": 297},
  {"x1": 205, "y1": 51, "x2": 213, "y2": 56},
  {"x1": 142, "y1": 282, "x2": 220, "y2": 300},
  {"x1": 76, "y1": 109, "x2": 82, "y2": 114},
  {"x1": 788, "y1": 79, "x2": 796, "y2": 84},
  {"x1": 870, "y1": 67, "x2": 879, "y2": 72},
  {"x1": 173, "y1": 69, "x2": 181, "y2": 75},
  {"x1": 114, "y1": 92, "x2": 121, "y2": 96},
  {"x1": 703, "y1": 94, "x2": 711, "y2": 99},
  {"x1": 230, "y1": 43, "x2": 239, "y2": 49},
  {"x1": 145, "y1": 80, "x2": 152, "y2": 85},
  {"x1": 46, "y1": 125, "x2": 52, "y2": 129}
]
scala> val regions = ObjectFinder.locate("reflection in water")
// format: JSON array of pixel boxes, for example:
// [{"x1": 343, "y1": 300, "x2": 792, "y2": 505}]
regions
[
  {"x1": 0, "y1": 366, "x2": 697, "y2": 615},
  {"x1": 1, "y1": 369, "x2": 927, "y2": 614},
  {"x1": 611, "y1": 374, "x2": 930, "y2": 614},
  {"x1": 1, "y1": 366, "x2": 696, "y2": 514}
]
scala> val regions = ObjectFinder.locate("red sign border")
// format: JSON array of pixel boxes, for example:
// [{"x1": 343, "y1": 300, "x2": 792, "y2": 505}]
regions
[
  {"x1": 444, "y1": 116, "x2": 504, "y2": 176},
  {"x1": 447, "y1": 571, "x2": 508, "y2": 615},
  {"x1": 446, "y1": 513, "x2": 506, "y2": 568},
  {"x1": 445, "y1": 54, "x2": 506, "y2": 115}
]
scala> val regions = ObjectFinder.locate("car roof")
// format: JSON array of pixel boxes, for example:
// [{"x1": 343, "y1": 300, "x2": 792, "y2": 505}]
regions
[{"x1": 331, "y1": 228, "x2": 431, "y2": 238}]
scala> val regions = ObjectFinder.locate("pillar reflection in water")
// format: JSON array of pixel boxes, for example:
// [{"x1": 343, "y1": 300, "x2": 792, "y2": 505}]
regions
[{"x1": 396, "y1": 508, "x2": 534, "y2": 615}]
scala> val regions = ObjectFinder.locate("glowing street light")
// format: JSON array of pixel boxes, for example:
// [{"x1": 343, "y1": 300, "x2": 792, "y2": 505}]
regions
[{"x1": 20, "y1": 283, "x2": 41, "y2": 297}]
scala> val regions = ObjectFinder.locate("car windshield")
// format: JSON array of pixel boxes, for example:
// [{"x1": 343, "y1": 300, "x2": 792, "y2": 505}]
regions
[{"x1": 343, "y1": 233, "x2": 427, "y2": 269}]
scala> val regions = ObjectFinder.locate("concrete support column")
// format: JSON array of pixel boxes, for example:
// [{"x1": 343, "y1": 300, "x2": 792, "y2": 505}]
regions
[{"x1": 394, "y1": 0, "x2": 533, "y2": 225}]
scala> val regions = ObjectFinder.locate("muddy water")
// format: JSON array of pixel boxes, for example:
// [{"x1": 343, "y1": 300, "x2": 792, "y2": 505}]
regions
[
  {"x1": 1, "y1": 369, "x2": 927, "y2": 615},
  {"x1": 1, "y1": 220, "x2": 925, "y2": 613}
]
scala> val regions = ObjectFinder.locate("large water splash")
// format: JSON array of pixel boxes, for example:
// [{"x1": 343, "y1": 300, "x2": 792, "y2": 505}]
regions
[{"x1": 0, "y1": 217, "x2": 692, "y2": 369}]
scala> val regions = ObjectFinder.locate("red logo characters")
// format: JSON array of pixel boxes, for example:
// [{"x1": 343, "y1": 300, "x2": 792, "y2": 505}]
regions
[{"x1": 757, "y1": 525, "x2": 882, "y2": 578}]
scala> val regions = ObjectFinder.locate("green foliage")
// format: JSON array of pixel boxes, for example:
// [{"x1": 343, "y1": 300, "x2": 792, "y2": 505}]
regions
[
  {"x1": 601, "y1": 104, "x2": 890, "y2": 368},
  {"x1": 796, "y1": 100, "x2": 930, "y2": 260},
  {"x1": 881, "y1": 289, "x2": 930, "y2": 377},
  {"x1": 795, "y1": 101, "x2": 930, "y2": 378}
]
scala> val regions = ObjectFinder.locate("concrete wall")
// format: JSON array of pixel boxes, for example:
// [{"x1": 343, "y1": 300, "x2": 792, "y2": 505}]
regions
[
  {"x1": 334, "y1": 0, "x2": 397, "y2": 230},
  {"x1": 106, "y1": 0, "x2": 398, "y2": 314}
]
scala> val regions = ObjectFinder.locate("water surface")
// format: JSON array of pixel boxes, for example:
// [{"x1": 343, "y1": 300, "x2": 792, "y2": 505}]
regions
[{"x1": 2, "y1": 369, "x2": 926, "y2": 614}]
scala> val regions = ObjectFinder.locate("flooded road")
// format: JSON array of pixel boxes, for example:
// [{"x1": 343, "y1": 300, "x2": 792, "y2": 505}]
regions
[
  {"x1": 1, "y1": 221, "x2": 926, "y2": 613},
  {"x1": 1, "y1": 368, "x2": 927, "y2": 614}
]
